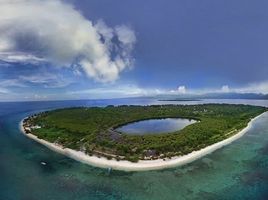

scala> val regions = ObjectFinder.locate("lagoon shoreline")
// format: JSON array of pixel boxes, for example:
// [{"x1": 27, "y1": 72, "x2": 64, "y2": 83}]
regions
[{"x1": 19, "y1": 112, "x2": 266, "y2": 171}]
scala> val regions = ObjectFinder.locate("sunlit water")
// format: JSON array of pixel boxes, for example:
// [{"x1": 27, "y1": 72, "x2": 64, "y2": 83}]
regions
[
  {"x1": 0, "y1": 98, "x2": 268, "y2": 200},
  {"x1": 116, "y1": 118, "x2": 196, "y2": 135}
]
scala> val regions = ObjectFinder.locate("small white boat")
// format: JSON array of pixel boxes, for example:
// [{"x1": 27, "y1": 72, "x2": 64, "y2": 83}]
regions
[{"x1": 41, "y1": 162, "x2": 47, "y2": 166}]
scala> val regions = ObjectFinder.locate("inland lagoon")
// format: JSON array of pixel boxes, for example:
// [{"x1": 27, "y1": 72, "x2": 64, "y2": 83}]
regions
[{"x1": 116, "y1": 118, "x2": 197, "y2": 135}]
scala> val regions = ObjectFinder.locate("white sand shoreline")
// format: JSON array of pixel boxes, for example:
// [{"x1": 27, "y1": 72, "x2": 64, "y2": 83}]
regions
[{"x1": 19, "y1": 112, "x2": 267, "y2": 171}]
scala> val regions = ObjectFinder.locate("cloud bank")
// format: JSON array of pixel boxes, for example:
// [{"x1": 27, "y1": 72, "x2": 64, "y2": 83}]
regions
[{"x1": 0, "y1": 0, "x2": 136, "y2": 82}]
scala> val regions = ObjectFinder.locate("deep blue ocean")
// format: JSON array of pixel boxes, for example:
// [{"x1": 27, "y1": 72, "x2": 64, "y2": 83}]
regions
[{"x1": 1, "y1": 98, "x2": 268, "y2": 200}]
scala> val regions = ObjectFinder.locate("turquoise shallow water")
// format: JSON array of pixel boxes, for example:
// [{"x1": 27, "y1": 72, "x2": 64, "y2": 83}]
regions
[{"x1": 1, "y1": 99, "x2": 268, "y2": 200}]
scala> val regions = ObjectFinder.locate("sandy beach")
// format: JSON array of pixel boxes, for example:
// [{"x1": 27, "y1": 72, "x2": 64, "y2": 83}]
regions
[{"x1": 19, "y1": 112, "x2": 266, "y2": 171}]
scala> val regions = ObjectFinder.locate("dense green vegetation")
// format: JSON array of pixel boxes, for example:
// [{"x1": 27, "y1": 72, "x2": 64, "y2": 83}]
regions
[{"x1": 25, "y1": 104, "x2": 267, "y2": 162}]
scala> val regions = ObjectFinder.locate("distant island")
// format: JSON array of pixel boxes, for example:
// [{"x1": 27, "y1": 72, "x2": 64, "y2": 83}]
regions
[
  {"x1": 158, "y1": 99, "x2": 202, "y2": 102},
  {"x1": 156, "y1": 92, "x2": 268, "y2": 101},
  {"x1": 21, "y1": 104, "x2": 267, "y2": 171}
]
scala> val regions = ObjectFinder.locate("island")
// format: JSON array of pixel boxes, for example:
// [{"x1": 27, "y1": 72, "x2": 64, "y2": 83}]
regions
[
  {"x1": 158, "y1": 99, "x2": 202, "y2": 102},
  {"x1": 20, "y1": 104, "x2": 267, "y2": 171}
]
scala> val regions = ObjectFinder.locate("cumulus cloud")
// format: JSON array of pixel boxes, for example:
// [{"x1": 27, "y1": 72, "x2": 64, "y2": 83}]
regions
[
  {"x1": 177, "y1": 85, "x2": 186, "y2": 94},
  {"x1": 169, "y1": 85, "x2": 187, "y2": 94},
  {"x1": 221, "y1": 85, "x2": 230, "y2": 93},
  {"x1": 0, "y1": 0, "x2": 136, "y2": 82},
  {"x1": 232, "y1": 81, "x2": 268, "y2": 94}
]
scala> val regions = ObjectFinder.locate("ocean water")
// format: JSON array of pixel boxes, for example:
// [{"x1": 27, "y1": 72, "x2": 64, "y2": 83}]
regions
[
  {"x1": 116, "y1": 118, "x2": 196, "y2": 135},
  {"x1": 0, "y1": 98, "x2": 268, "y2": 200}
]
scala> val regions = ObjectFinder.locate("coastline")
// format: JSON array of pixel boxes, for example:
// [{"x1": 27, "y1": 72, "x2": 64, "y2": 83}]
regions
[{"x1": 19, "y1": 112, "x2": 267, "y2": 171}]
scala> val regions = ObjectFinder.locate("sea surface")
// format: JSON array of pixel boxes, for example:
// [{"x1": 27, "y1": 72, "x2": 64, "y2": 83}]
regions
[{"x1": 0, "y1": 98, "x2": 268, "y2": 200}]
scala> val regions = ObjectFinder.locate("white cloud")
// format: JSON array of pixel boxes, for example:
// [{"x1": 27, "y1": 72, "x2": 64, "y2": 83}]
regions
[
  {"x1": 33, "y1": 94, "x2": 48, "y2": 100},
  {"x1": 0, "y1": 0, "x2": 136, "y2": 83},
  {"x1": 70, "y1": 85, "x2": 165, "y2": 99},
  {"x1": 177, "y1": 85, "x2": 186, "y2": 94},
  {"x1": 19, "y1": 73, "x2": 72, "y2": 88},
  {"x1": 169, "y1": 85, "x2": 187, "y2": 94},
  {"x1": 185, "y1": 82, "x2": 268, "y2": 95},
  {"x1": 221, "y1": 85, "x2": 230, "y2": 93},
  {"x1": 0, "y1": 73, "x2": 72, "y2": 89},
  {"x1": 0, "y1": 87, "x2": 10, "y2": 94},
  {"x1": 232, "y1": 81, "x2": 268, "y2": 94},
  {"x1": 0, "y1": 52, "x2": 46, "y2": 64},
  {"x1": 0, "y1": 79, "x2": 27, "y2": 87},
  {"x1": 59, "y1": 81, "x2": 268, "y2": 99}
]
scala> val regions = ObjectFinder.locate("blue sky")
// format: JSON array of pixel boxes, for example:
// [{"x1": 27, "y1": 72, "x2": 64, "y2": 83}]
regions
[{"x1": 1, "y1": 0, "x2": 268, "y2": 101}]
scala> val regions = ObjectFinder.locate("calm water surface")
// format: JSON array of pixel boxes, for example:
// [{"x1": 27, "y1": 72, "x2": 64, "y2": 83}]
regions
[
  {"x1": 1, "y1": 98, "x2": 268, "y2": 200},
  {"x1": 116, "y1": 118, "x2": 196, "y2": 135}
]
